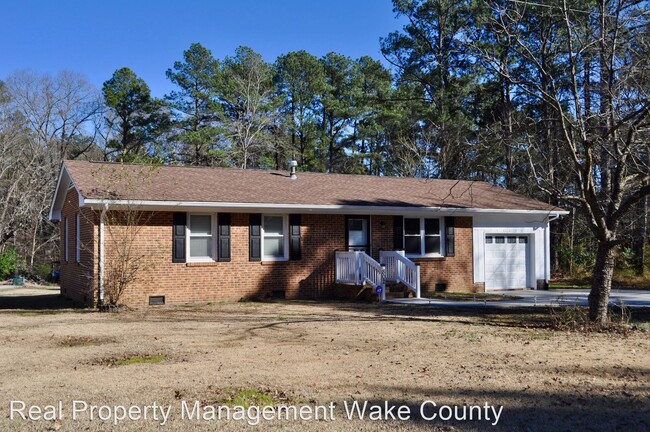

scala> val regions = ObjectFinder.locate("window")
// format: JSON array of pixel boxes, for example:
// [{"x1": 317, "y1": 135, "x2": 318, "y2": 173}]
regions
[
  {"x1": 404, "y1": 217, "x2": 442, "y2": 256},
  {"x1": 188, "y1": 214, "x2": 214, "y2": 261},
  {"x1": 495, "y1": 236, "x2": 505, "y2": 244},
  {"x1": 75, "y1": 213, "x2": 80, "y2": 262},
  {"x1": 347, "y1": 217, "x2": 369, "y2": 252},
  {"x1": 64, "y1": 217, "x2": 69, "y2": 262},
  {"x1": 348, "y1": 219, "x2": 365, "y2": 246},
  {"x1": 519, "y1": 236, "x2": 528, "y2": 244},
  {"x1": 262, "y1": 215, "x2": 288, "y2": 261},
  {"x1": 507, "y1": 236, "x2": 517, "y2": 244},
  {"x1": 485, "y1": 236, "x2": 493, "y2": 244}
]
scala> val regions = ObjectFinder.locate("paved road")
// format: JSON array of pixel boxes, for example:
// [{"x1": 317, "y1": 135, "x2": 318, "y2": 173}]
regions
[{"x1": 388, "y1": 289, "x2": 650, "y2": 308}]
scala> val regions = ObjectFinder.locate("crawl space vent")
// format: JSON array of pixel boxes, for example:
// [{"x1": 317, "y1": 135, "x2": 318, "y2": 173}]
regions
[{"x1": 148, "y1": 295, "x2": 165, "y2": 306}]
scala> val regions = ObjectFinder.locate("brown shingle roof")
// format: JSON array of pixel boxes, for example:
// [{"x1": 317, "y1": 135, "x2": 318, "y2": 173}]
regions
[{"x1": 63, "y1": 160, "x2": 563, "y2": 212}]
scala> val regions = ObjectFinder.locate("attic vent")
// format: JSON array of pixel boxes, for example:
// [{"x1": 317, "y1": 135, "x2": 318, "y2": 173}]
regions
[
  {"x1": 289, "y1": 160, "x2": 298, "y2": 179},
  {"x1": 148, "y1": 295, "x2": 165, "y2": 306}
]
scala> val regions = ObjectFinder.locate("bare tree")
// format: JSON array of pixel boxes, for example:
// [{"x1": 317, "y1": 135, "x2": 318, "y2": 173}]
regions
[
  {"x1": 4, "y1": 70, "x2": 103, "y2": 161},
  {"x1": 102, "y1": 209, "x2": 154, "y2": 307},
  {"x1": 220, "y1": 47, "x2": 277, "y2": 168},
  {"x1": 88, "y1": 164, "x2": 159, "y2": 307},
  {"x1": 1, "y1": 71, "x2": 103, "y2": 271},
  {"x1": 483, "y1": 0, "x2": 650, "y2": 323}
]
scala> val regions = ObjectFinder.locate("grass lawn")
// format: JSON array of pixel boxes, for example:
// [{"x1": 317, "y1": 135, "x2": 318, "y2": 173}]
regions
[{"x1": 0, "y1": 289, "x2": 648, "y2": 431}]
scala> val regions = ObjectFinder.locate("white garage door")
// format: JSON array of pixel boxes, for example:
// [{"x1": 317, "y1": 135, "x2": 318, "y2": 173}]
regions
[{"x1": 484, "y1": 235, "x2": 529, "y2": 290}]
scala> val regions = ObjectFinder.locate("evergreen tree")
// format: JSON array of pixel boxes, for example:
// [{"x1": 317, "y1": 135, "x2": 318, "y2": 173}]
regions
[
  {"x1": 274, "y1": 51, "x2": 326, "y2": 170},
  {"x1": 102, "y1": 67, "x2": 168, "y2": 161},
  {"x1": 166, "y1": 43, "x2": 223, "y2": 165}
]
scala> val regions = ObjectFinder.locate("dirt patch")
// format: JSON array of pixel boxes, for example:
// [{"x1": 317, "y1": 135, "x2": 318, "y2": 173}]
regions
[{"x1": 0, "y1": 301, "x2": 648, "y2": 431}]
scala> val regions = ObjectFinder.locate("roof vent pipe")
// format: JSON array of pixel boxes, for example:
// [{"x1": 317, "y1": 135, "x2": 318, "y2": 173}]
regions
[{"x1": 289, "y1": 160, "x2": 298, "y2": 179}]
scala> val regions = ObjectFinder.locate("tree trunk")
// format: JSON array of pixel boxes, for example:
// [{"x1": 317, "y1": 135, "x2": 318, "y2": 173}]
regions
[{"x1": 588, "y1": 242, "x2": 616, "y2": 323}]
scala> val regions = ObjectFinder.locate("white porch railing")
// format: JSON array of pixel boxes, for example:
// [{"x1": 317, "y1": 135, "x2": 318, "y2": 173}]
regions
[
  {"x1": 380, "y1": 250, "x2": 421, "y2": 298},
  {"x1": 335, "y1": 251, "x2": 360, "y2": 285},
  {"x1": 335, "y1": 251, "x2": 385, "y2": 291}
]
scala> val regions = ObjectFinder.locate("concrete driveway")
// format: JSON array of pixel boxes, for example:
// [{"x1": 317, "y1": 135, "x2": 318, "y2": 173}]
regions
[{"x1": 389, "y1": 289, "x2": 650, "y2": 308}]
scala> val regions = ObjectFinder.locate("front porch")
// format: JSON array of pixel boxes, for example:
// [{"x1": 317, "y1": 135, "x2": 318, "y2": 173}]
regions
[{"x1": 334, "y1": 250, "x2": 421, "y2": 300}]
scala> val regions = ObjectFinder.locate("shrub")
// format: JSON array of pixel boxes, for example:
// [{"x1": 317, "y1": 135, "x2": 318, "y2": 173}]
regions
[
  {"x1": 0, "y1": 248, "x2": 19, "y2": 280},
  {"x1": 557, "y1": 245, "x2": 596, "y2": 277},
  {"x1": 616, "y1": 247, "x2": 636, "y2": 270},
  {"x1": 549, "y1": 303, "x2": 631, "y2": 333},
  {"x1": 33, "y1": 263, "x2": 52, "y2": 282}
]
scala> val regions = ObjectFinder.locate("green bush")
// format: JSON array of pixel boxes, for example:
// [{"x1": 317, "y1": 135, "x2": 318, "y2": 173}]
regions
[
  {"x1": 557, "y1": 245, "x2": 596, "y2": 276},
  {"x1": 33, "y1": 263, "x2": 52, "y2": 282},
  {"x1": 0, "y1": 248, "x2": 19, "y2": 279}
]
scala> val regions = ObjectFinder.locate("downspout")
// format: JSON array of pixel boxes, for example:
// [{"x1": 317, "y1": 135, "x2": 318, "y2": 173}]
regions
[{"x1": 98, "y1": 203, "x2": 108, "y2": 307}]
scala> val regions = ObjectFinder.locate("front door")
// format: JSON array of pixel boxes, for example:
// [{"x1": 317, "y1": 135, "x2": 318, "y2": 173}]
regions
[{"x1": 346, "y1": 216, "x2": 370, "y2": 252}]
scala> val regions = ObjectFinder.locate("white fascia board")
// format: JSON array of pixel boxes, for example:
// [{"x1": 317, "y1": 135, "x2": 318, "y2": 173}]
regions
[
  {"x1": 49, "y1": 164, "x2": 73, "y2": 221},
  {"x1": 82, "y1": 198, "x2": 569, "y2": 217},
  {"x1": 49, "y1": 163, "x2": 86, "y2": 221},
  {"x1": 48, "y1": 164, "x2": 66, "y2": 221}
]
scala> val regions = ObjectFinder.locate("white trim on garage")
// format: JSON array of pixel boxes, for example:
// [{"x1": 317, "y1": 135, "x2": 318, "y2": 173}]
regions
[{"x1": 473, "y1": 213, "x2": 550, "y2": 290}]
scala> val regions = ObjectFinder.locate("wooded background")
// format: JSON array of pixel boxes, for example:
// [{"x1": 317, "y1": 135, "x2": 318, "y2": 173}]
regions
[{"x1": 0, "y1": 0, "x2": 648, "y2": 290}]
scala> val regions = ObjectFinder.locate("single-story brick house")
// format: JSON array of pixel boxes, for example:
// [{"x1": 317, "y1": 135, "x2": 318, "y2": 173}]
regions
[{"x1": 49, "y1": 160, "x2": 567, "y2": 306}]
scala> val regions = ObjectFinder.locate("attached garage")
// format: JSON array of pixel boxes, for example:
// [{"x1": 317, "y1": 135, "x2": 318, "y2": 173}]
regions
[{"x1": 484, "y1": 235, "x2": 530, "y2": 290}]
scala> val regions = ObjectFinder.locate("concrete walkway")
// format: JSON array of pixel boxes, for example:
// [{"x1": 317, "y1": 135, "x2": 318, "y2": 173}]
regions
[{"x1": 388, "y1": 289, "x2": 650, "y2": 308}]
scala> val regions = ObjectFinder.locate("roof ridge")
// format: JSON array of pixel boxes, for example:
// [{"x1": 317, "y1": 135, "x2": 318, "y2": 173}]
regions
[{"x1": 64, "y1": 160, "x2": 494, "y2": 186}]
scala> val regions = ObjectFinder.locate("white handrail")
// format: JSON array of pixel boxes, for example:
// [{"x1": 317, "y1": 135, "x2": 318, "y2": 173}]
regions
[
  {"x1": 358, "y1": 252, "x2": 384, "y2": 289},
  {"x1": 335, "y1": 251, "x2": 386, "y2": 293},
  {"x1": 380, "y1": 250, "x2": 421, "y2": 298}
]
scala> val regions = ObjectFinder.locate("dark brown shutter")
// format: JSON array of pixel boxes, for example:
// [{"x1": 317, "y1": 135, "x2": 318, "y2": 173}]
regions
[
  {"x1": 172, "y1": 212, "x2": 186, "y2": 263},
  {"x1": 445, "y1": 216, "x2": 455, "y2": 257},
  {"x1": 289, "y1": 214, "x2": 301, "y2": 260},
  {"x1": 249, "y1": 213, "x2": 262, "y2": 261},
  {"x1": 393, "y1": 216, "x2": 403, "y2": 250},
  {"x1": 218, "y1": 213, "x2": 231, "y2": 262}
]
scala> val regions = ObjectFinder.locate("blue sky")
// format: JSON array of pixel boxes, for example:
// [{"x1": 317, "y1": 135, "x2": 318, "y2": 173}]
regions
[{"x1": 2, "y1": 0, "x2": 402, "y2": 97}]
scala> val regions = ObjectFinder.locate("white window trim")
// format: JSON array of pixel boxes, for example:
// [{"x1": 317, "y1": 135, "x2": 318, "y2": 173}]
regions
[
  {"x1": 261, "y1": 214, "x2": 289, "y2": 262},
  {"x1": 75, "y1": 212, "x2": 81, "y2": 262},
  {"x1": 64, "y1": 217, "x2": 69, "y2": 262},
  {"x1": 404, "y1": 217, "x2": 444, "y2": 258},
  {"x1": 186, "y1": 213, "x2": 217, "y2": 263}
]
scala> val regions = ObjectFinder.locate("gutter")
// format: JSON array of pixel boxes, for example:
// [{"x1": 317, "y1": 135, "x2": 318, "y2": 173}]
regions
[
  {"x1": 546, "y1": 214, "x2": 561, "y2": 223},
  {"x1": 82, "y1": 199, "x2": 569, "y2": 217}
]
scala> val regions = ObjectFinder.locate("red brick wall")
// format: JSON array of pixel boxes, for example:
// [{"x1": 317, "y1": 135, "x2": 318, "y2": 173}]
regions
[
  {"x1": 111, "y1": 212, "x2": 349, "y2": 306},
  {"x1": 61, "y1": 207, "x2": 478, "y2": 306},
  {"x1": 59, "y1": 189, "x2": 97, "y2": 306},
  {"x1": 370, "y1": 215, "x2": 393, "y2": 259},
  {"x1": 411, "y1": 217, "x2": 477, "y2": 293}
]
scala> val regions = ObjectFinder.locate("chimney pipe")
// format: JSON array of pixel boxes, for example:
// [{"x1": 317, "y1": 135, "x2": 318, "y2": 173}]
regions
[{"x1": 289, "y1": 160, "x2": 298, "y2": 179}]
